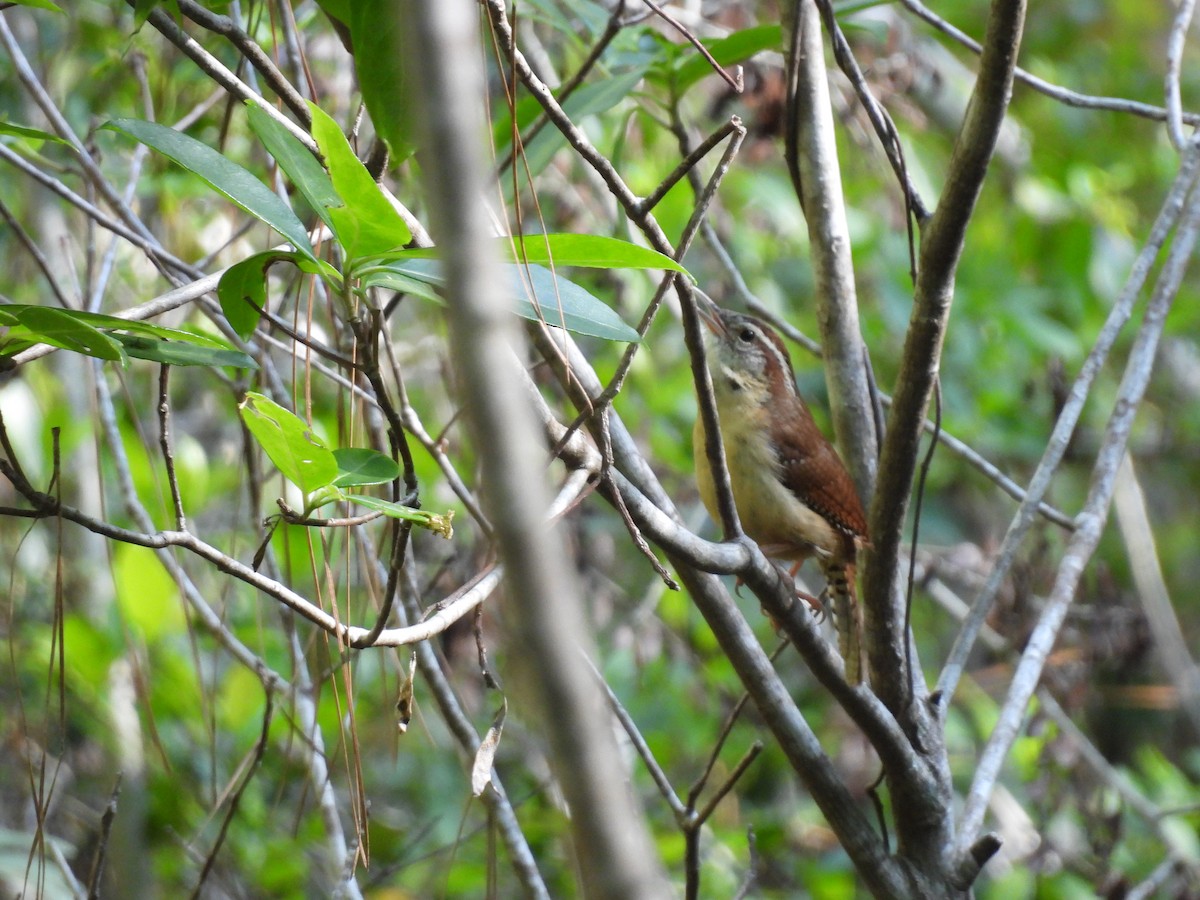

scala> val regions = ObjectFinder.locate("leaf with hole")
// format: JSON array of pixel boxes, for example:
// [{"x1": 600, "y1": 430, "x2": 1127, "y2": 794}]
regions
[{"x1": 239, "y1": 392, "x2": 338, "y2": 494}]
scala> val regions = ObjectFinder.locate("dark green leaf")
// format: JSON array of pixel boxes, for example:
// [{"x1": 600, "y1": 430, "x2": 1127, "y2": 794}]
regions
[
  {"x1": 105, "y1": 118, "x2": 316, "y2": 261},
  {"x1": 308, "y1": 102, "x2": 412, "y2": 261},
  {"x1": 348, "y1": 1, "x2": 416, "y2": 163},
  {"x1": 217, "y1": 251, "x2": 301, "y2": 339},
  {"x1": 112, "y1": 334, "x2": 257, "y2": 369},
  {"x1": 2, "y1": 307, "x2": 126, "y2": 362},
  {"x1": 240, "y1": 392, "x2": 338, "y2": 494},
  {"x1": 332, "y1": 448, "x2": 401, "y2": 487},
  {"x1": 245, "y1": 104, "x2": 340, "y2": 233}
]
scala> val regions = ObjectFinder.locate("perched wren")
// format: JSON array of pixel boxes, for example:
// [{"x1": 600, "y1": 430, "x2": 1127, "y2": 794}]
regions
[{"x1": 692, "y1": 297, "x2": 869, "y2": 684}]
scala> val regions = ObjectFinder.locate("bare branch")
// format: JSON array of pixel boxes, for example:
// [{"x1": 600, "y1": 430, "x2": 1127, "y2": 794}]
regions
[
  {"x1": 937, "y1": 136, "x2": 1200, "y2": 706},
  {"x1": 957, "y1": 161, "x2": 1200, "y2": 853}
]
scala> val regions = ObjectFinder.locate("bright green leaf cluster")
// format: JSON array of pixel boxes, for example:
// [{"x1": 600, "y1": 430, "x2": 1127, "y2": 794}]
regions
[
  {"x1": 238, "y1": 392, "x2": 452, "y2": 538},
  {"x1": 107, "y1": 103, "x2": 693, "y2": 346}
]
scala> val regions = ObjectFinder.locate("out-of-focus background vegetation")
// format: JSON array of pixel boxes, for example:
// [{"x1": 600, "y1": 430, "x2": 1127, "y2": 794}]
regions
[{"x1": 1, "y1": 1, "x2": 1197, "y2": 897}]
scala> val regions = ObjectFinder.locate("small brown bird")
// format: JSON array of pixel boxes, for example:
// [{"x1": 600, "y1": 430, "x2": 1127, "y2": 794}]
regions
[{"x1": 692, "y1": 297, "x2": 869, "y2": 684}]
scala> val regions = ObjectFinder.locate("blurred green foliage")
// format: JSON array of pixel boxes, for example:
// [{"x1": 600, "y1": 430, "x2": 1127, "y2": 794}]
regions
[{"x1": 0, "y1": 0, "x2": 1198, "y2": 897}]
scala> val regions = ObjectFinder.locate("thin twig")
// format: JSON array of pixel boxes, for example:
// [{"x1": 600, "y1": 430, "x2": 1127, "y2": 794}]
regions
[
  {"x1": 189, "y1": 691, "x2": 273, "y2": 899},
  {"x1": 956, "y1": 157, "x2": 1200, "y2": 855},
  {"x1": 900, "y1": 0, "x2": 1200, "y2": 127},
  {"x1": 157, "y1": 366, "x2": 187, "y2": 531},
  {"x1": 937, "y1": 135, "x2": 1200, "y2": 707},
  {"x1": 640, "y1": 0, "x2": 742, "y2": 92}
]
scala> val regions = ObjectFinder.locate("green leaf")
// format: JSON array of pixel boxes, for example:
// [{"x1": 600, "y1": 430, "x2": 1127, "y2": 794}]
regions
[
  {"x1": 245, "y1": 103, "x2": 340, "y2": 232},
  {"x1": 357, "y1": 266, "x2": 445, "y2": 304},
  {"x1": 9, "y1": 0, "x2": 64, "y2": 10},
  {"x1": 307, "y1": 102, "x2": 412, "y2": 260},
  {"x1": 669, "y1": 25, "x2": 783, "y2": 94},
  {"x1": 362, "y1": 257, "x2": 640, "y2": 342},
  {"x1": 344, "y1": 494, "x2": 453, "y2": 538},
  {"x1": 515, "y1": 263, "x2": 641, "y2": 342},
  {"x1": 239, "y1": 392, "x2": 338, "y2": 494},
  {"x1": 104, "y1": 118, "x2": 316, "y2": 261},
  {"x1": 112, "y1": 334, "x2": 257, "y2": 369},
  {"x1": 348, "y1": 1, "x2": 416, "y2": 163},
  {"x1": 218, "y1": 251, "x2": 300, "y2": 339},
  {"x1": 1, "y1": 307, "x2": 126, "y2": 362},
  {"x1": 506, "y1": 234, "x2": 689, "y2": 276},
  {"x1": 332, "y1": 448, "x2": 400, "y2": 487},
  {"x1": 0, "y1": 304, "x2": 254, "y2": 367},
  {"x1": 498, "y1": 69, "x2": 647, "y2": 181},
  {"x1": 0, "y1": 121, "x2": 69, "y2": 144}
]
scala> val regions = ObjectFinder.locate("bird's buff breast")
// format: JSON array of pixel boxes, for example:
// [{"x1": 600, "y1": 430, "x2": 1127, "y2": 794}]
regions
[{"x1": 693, "y1": 403, "x2": 841, "y2": 560}]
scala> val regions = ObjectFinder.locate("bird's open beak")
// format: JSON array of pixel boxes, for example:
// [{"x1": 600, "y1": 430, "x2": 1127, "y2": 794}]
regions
[{"x1": 695, "y1": 291, "x2": 726, "y2": 337}]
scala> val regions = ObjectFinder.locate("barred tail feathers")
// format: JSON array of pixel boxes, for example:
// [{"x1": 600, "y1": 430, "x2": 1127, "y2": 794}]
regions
[{"x1": 820, "y1": 558, "x2": 864, "y2": 685}]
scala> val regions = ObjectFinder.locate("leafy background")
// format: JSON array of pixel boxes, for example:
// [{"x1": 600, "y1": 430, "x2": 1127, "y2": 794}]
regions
[{"x1": 0, "y1": 0, "x2": 1198, "y2": 897}]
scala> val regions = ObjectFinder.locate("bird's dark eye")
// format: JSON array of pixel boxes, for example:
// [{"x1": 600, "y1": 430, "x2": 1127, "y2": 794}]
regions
[{"x1": 738, "y1": 327, "x2": 755, "y2": 343}]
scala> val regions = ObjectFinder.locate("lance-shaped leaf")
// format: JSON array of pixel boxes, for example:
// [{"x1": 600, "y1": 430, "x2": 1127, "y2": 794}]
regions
[
  {"x1": 308, "y1": 102, "x2": 412, "y2": 260},
  {"x1": 112, "y1": 334, "x2": 257, "y2": 369},
  {"x1": 359, "y1": 258, "x2": 640, "y2": 343},
  {"x1": 0, "y1": 306, "x2": 126, "y2": 362},
  {"x1": 105, "y1": 118, "x2": 316, "y2": 262},
  {"x1": 239, "y1": 392, "x2": 338, "y2": 494},
  {"x1": 245, "y1": 103, "x2": 340, "y2": 232},
  {"x1": 405, "y1": 233, "x2": 690, "y2": 277}
]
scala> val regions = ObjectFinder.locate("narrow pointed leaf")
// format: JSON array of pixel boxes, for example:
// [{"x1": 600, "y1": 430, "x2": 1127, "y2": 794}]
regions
[
  {"x1": 245, "y1": 103, "x2": 339, "y2": 232},
  {"x1": 360, "y1": 257, "x2": 639, "y2": 342},
  {"x1": 0, "y1": 121, "x2": 69, "y2": 144},
  {"x1": 112, "y1": 334, "x2": 257, "y2": 369},
  {"x1": 512, "y1": 234, "x2": 689, "y2": 276},
  {"x1": 308, "y1": 102, "x2": 412, "y2": 260},
  {"x1": 105, "y1": 118, "x2": 315, "y2": 261},
  {"x1": 4, "y1": 307, "x2": 126, "y2": 362}
]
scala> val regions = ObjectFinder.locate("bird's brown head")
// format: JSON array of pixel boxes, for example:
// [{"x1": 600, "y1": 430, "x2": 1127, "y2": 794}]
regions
[{"x1": 697, "y1": 297, "x2": 798, "y2": 406}]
